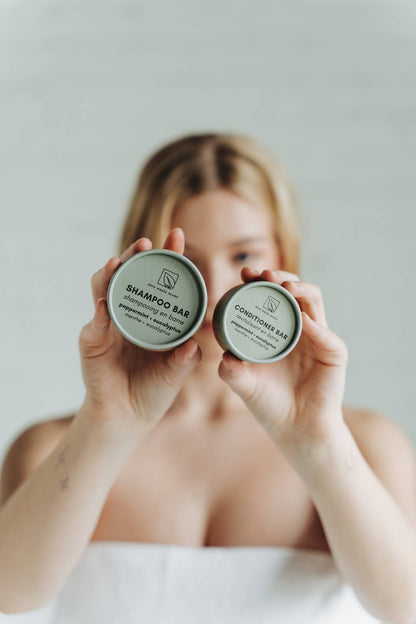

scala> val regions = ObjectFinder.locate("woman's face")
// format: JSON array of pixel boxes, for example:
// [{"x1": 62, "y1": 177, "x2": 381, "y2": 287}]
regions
[{"x1": 171, "y1": 189, "x2": 282, "y2": 359}]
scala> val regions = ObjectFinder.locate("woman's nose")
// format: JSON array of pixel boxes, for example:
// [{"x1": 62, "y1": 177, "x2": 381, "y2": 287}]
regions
[{"x1": 203, "y1": 267, "x2": 236, "y2": 315}]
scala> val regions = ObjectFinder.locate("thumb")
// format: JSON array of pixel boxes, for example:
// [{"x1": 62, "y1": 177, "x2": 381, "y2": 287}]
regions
[
  {"x1": 139, "y1": 339, "x2": 202, "y2": 418},
  {"x1": 218, "y1": 352, "x2": 260, "y2": 406},
  {"x1": 159, "y1": 339, "x2": 202, "y2": 392},
  {"x1": 218, "y1": 353, "x2": 282, "y2": 437},
  {"x1": 79, "y1": 298, "x2": 114, "y2": 358}
]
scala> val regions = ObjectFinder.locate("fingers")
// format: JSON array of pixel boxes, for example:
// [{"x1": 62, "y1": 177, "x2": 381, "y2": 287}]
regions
[
  {"x1": 300, "y1": 311, "x2": 348, "y2": 366},
  {"x1": 241, "y1": 267, "x2": 300, "y2": 284},
  {"x1": 162, "y1": 227, "x2": 185, "y2": 254},
  {"x1": 91, "y1": 238, "x2": 152, "y2": 305},
  {"x1": 242, "y1": 268, "x2": 327, "y2": 327},
  {"x1": 119, "y1": 237, "x2": 152, "y2": 263},
  {"x1": 91, "y1": 230, "x2": 185, "y2": 307},
  {"x1": 282, "y1": 281, "x2": 328, "y2": 327}
]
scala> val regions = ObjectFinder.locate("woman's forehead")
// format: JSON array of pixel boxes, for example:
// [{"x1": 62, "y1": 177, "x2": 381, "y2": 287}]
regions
[
  {"x1": 184, "y1": 235, "x2": 271, "y2": 253},
  {"x1": 172, "y1": 189, "x2": 274, "y2": 245}
]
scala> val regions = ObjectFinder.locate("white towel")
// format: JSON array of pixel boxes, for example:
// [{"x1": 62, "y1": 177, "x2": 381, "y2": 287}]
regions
[{"x1": 0, "y1": 542, "x2": 383, "y2": 623}]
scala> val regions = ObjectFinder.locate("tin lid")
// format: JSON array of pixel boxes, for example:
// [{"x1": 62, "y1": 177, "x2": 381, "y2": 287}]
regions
[
  {"x1": 213, "y1": 281, "x2": 302, "y2": 363},
  {"x1": 107, "y1": 249, "x2": 207, "y2": 350}
]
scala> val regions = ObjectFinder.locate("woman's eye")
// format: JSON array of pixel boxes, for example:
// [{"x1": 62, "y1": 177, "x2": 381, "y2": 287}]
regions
[{"x1": 233, "y1": 252, "x2": 251, "y2": 263}]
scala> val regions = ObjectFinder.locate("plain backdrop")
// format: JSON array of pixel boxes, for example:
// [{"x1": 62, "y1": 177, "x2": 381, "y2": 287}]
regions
[{"x1": 1, "y1": 0, "x2": 415, "y2": 464}]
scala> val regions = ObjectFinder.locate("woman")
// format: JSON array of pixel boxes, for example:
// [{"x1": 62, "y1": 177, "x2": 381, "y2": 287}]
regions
[{"x1": 1, "y1": 133, "x2": 416, "y2": 623}]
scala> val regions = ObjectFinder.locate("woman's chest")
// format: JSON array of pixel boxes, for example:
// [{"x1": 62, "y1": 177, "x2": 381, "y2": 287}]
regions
[{"x1": 90, "y1": 415, "x2": 329, "y2": 551}]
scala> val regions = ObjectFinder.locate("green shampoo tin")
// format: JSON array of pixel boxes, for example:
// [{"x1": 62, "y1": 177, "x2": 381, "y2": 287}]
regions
[
  {"x1": 213, "y1": 281, "x2": 302, "y2": 363},
  {"x1": 107, "y1": 249, "x2": 207, "y2": 350}
]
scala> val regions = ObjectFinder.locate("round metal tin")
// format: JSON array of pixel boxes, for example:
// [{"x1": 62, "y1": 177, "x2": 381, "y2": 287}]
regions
[
  {"x1": 213, "y1": 281, "x2": 302, "y2": 363},
  {"x1": 107, "y1": 249, "x2": 207, "y2": 350}
]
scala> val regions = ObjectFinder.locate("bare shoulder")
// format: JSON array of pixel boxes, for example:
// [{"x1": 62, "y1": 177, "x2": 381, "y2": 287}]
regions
[
  {"x1": 343, "y1": 404, "x2": 416, "y2": 525},
  {"x1": 342, "y1": 404, "x2": 415, "y2": 463},
  {"x1": 0, "y1": 414, "x2": 75, "y2": 506}
]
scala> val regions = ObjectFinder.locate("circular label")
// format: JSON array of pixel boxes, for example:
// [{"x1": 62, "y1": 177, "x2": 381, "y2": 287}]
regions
[
  {"x1": 223, "y1": 283, "x2": 300, "y2": 361},
  {"x1": 107, "y1": 250, "x2": 207, "y2": 349}
]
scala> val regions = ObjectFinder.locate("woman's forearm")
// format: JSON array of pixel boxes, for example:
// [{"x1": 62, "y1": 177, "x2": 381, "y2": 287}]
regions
[
  {"x1": 0, "y1": 408, "x2": 147, "y2": 613},
  {"x1": 276, "y1": 417, "x2": 416, "y2": 624}
]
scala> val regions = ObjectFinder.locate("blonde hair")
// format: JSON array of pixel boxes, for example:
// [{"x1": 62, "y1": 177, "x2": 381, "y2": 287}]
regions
[{"x1": 119, "y1": 133, "x2": 301, "y2": 274}]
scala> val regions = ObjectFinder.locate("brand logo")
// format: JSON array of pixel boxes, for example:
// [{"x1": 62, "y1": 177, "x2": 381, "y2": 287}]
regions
[
  {"x1": 157, "y1": 268, "x2": 179, "y2": 290},
  {"x1": 263, "y1": 296, "x2": 280, "y2": 314}
]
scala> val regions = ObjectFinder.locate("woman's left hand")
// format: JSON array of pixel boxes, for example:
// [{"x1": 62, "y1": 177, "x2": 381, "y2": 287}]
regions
[{"x1": 218, "y1": 268, "x2": 348, "y2": 448}]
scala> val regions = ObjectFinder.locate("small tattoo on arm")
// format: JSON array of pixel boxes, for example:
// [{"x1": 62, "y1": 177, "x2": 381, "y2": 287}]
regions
[
  {"x1": 54, "y1": 444, "x2": 69, "y2": 471},
  {"x1": 55, "y1": 444, "x2": 70, "y2": 491}
]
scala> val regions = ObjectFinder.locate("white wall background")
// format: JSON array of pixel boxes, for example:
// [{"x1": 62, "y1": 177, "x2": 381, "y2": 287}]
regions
[{"x1": 1, "y1": 0, "x2": 415, "y2": 462}]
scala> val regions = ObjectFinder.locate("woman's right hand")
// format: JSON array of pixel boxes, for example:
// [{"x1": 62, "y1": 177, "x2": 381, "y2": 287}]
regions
[{"x1": 78, "y1": 228, "x2": 201, "y2": 435}]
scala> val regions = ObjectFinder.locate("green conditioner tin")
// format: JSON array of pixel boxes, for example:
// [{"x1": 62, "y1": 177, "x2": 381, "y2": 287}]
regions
[
  {"x1": 213, "y1": 281, "x2": 302, "y2": 363},
  {"x1": 107, "y1": 249, "x2": 207, "y2": 350}
]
